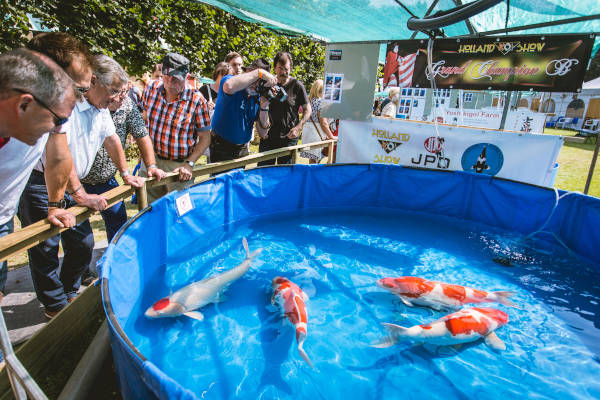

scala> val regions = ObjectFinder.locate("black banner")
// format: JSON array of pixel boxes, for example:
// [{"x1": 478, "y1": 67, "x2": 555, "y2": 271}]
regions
[{"x1": 382, "y1": 34, "x2": 595, "y2": 92}]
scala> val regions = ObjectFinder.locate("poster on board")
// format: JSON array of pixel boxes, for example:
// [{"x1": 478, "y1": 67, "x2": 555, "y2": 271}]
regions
[
  {"x1": 383, "y1": 34, "x2": 594, "y2": 92},
  {"x1": 323, "y1": 73, "x2": 344, "y2": 103}
]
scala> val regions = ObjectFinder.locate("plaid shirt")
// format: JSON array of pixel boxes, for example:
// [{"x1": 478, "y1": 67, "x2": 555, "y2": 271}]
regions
[{"x1": 142, "y1": 80, "x2": 211, "y2": 160}]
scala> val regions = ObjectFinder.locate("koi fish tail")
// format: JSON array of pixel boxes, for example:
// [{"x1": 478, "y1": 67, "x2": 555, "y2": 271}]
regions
[
  {"x1": 243, "y1": 237, "x2": 263, "y2": 260},
  {"x1": 296, "y1": 328, "x2": 313, "y2": 368},
  {"x1": 491, "y1": 291, "x2": 519, "y2": 308},
  {"x1": 371, "y1": 323, "x2": 408, "y2": 348}
]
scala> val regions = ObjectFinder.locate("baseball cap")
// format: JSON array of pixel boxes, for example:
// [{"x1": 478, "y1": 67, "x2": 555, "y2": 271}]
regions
[
  {"x1": 242, "y1": 57, "x2": 271, "y2": 72},
  {"x1": 161, "y1": 52, "x2": 190, "y2": 80}
]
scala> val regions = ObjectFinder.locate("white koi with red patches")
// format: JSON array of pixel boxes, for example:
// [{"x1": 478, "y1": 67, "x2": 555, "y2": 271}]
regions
[
  {"x1": 376, "y1": 276, "x2": 517, "y2": 310},
  {"x1": 373, "y1": 307, "x2": 509, "y2": 350},
  {"x1": 271, "y1": 277, "x2": 313, "y2": 368}
]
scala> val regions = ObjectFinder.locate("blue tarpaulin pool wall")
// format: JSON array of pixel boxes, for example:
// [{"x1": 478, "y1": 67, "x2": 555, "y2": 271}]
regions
[{"x1": 99, "y1": 164, "x2": 600, "y2": 399}]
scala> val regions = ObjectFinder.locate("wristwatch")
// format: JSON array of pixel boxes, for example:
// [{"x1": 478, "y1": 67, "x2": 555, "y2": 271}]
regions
[
  {"x1": 185, "y1": 160, "x2": 194, "y2": 168},
  {"x1": 48, "y1": 199, "x2": 67, "y2": 209}
]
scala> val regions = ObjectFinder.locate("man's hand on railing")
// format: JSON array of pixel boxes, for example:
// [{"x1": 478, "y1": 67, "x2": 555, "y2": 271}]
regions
[
  {"x1": 47, "y1": 208, "x2": 76, "y2": 228},
  {"x1": 122, "y1": 174, "x2": 145, "y2": 188},
  {"x1": 174, "y1": 164, "x2": 193, "y2": 182},
  {"x1": 72, "y1": 191, "x2": 108, "y2": 211},
  {"x1": 147, "y1": 167, "x2": 167, "y2": 182}
]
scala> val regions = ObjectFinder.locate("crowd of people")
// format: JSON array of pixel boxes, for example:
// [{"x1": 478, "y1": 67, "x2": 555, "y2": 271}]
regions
[{"x1": 0, "y1": 32, "x2": 335, "y2": 318}]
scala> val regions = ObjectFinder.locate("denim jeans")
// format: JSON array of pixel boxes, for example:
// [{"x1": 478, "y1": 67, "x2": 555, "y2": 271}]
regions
[
  {"x1": 83, "y1": 178, "x2": 127, "y2": 243},
  {"x1": 258, "y1": 135, "x2": 298, "y2": 166},
  {"x1": 0, "y1": 219, "x2": 13, "y2": 292},
  {"x1": 18, "y1": 171, "x2": 94, "y2": 312}
]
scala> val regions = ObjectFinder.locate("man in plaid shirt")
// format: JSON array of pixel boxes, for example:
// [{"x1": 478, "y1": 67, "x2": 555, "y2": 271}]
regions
[{"x1": 141, "y1": 52, "x2": 211, "y2": 203}]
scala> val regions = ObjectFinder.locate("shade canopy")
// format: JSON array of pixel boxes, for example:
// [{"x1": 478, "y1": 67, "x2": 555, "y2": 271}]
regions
[{"x1": 198, "y1": 0, "x2": 600, "y2": 57}]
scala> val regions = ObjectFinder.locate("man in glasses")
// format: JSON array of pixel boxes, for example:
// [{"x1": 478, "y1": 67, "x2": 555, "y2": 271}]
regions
[
  {"x1": 0, "y1": 48, "x2": 78, "y2": 302},
  {"x1": 140, "y1": 52, "x2": 211, "y2": 202},
  {"x1": 19, "y1": 54, "x2": 145, "y2": 318}
]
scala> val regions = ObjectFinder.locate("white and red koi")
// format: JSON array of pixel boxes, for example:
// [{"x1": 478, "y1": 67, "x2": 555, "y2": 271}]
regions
[
  {"x1": 373, "y1": 307, "x2": 509, "y2": 350},
  {"x1": 377, "y1": 276, "x2": 517, "y2": 310},
  {"x1": 271, "y1": 276, "x2": 313, "y2": 368},
  {"x1": 145, "y1": 238, "x2": 262, "y2": 321}
]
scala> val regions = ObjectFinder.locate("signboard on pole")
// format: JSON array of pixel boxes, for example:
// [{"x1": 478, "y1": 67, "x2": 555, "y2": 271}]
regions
[{"x1": 382, "y1": 34, "x2": 594, "y2": 92}]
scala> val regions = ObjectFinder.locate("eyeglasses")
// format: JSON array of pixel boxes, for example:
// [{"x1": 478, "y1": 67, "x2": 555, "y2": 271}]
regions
[
  {"x1": 108, "y1": 86, "x2": 128, "y2": 98},
  {"x1": 77, "y1": 86, "x2": 90, "y2": 94},
  {"x1": 12, "y1": 88, "x2": 69, "y2": 127}
]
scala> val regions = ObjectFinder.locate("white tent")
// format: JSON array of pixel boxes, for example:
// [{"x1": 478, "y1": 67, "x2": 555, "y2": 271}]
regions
[{"x1": 583, "y1": 76, "x2": 600, "y2": 89}]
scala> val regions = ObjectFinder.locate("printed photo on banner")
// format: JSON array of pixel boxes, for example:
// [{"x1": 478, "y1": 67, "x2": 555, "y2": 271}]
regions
[
  {"x1": 323, "y1": 73, "x2": 344, "y2": 103},
  {"x1": 383, "y1": 41, "x2": 427, "y2": 90}
]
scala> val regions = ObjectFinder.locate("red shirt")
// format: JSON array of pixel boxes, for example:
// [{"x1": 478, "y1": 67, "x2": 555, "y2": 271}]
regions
[
  {"x1": 0, "y1": 137, "x2": 9, "y2": 150},
  {"x1": 142, "y1": 80, "x2": 211, "y2": 160}
]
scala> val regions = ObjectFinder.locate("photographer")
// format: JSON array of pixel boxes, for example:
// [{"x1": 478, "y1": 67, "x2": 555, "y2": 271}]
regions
[
  {"x1": 258, "y1": 52, "x2": 311, "y2": 166},
  {"x1": 210, "y1": 58, "x2": 276, "y2": 162}
]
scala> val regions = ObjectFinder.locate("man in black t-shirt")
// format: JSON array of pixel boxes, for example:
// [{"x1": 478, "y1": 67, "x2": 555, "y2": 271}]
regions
[{"x1": 258, "y1": 52, "x2": 311, "y2": 166}]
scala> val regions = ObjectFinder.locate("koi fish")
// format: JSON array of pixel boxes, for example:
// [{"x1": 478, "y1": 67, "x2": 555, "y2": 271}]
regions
[
  {"x1": 145, "y1": 238, "x2": 262, "y2": 321},
  {"x1": 271, "y1": 276, "x2": 313, "y2": 368},
  {"x1": 377, "y1": 276, "x2": 517, "y2": 310},
  {"x1": 373, "y1": 307, "x2": 509, "y2": 350}
]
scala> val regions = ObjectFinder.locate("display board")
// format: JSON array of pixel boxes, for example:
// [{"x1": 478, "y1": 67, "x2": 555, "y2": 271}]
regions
[
  {"x1": 426, "y1": 107, "x2": 546, "y2": 133},
  {"x1": 383, "y1": 34, "x2": 594, "y2": 92},
  {"x1": 337, "y1": 118, "x2": 562, "y2": 187},
  {"x1": 320, "y1": 43, "x2": 380, "y2": 122}
]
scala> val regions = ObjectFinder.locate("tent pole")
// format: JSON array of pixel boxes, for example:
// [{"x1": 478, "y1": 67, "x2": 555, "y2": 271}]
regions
[
  {"x1": 584, "y1": 137, "x2": 600, "y2": 194},
  {"x1": 499, "y1": 91, "x2": 512, "y2": 130},
  {"x1": 472, "y1": 14, "x2": 600, "y2": 36},
  {"x1": 410, "y1": 0, "x2": 441, "y2": 39}
]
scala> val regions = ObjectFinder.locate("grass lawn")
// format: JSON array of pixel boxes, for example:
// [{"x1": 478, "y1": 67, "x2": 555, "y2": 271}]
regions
[{"x1": 543, "y1": 128, "x2": 600, "y2": 197}]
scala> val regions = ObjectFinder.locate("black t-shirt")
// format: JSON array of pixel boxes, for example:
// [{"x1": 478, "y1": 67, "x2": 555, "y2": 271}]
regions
[
  {"x1": 199, "y1": 84, "x2": 218, "y2": 103},
  {"x1": 267, "y1": 77, "x2": 308, "y2": 137}
]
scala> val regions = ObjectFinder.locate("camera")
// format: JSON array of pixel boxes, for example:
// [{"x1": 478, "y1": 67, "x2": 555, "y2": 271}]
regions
[{"x1": 257, "y1": 81, "x2": 287, "y2": 102}]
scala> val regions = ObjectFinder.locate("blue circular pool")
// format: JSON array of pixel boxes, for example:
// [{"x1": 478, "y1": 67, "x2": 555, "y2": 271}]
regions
[{"x1": 100, "y1": 164, "x2": 600, "y2": 400}]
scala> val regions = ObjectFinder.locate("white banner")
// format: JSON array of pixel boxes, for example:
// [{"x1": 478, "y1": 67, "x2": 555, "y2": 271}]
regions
[
  {"x1": 426, "y1": 107, "x2": 546, "y2": 133},
  {"x1": 337, "y1": 118, "x2": 563, "y2": 187}
]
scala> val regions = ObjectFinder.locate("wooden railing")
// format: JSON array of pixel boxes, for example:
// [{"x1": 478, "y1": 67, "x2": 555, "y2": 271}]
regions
[{"x1": 0, "y1": 139, "x2": 336, "y2": 262}]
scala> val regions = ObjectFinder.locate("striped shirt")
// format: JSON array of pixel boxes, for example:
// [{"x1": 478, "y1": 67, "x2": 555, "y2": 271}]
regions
[{"x1": 142, "y1": 80, "x2": 211, "y2": 160}]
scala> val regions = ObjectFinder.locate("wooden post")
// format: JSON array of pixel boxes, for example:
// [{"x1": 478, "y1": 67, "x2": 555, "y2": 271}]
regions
[
  {"x1": 291, "y1": 149, "x2": 299, "y2": 164},
  {"x1": 327, "y1": 142, "x2": 334, "y2": 164},
  {"x1": 136, "y1": 181, "x2": 148, "y2": 210},
  {"x1": 584, "y1": 135, "x2": 600, "y2": 194}
]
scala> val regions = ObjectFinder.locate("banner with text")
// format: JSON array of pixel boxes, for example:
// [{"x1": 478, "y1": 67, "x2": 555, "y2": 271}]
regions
[
  {"x1": 337, "y1": 118, "x2": 562, "y2": 187},
  {"x1": 383, "y1": 34, "x2": 594, "y2": 92},
  {"x1": 426, "y1": 107, "x2": 546, "y2": 133}
]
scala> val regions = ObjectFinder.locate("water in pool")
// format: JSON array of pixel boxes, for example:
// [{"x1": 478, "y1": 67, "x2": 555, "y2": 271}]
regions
[{"x1": 129, "y1": 208, "x2": 600, "y2": 399}]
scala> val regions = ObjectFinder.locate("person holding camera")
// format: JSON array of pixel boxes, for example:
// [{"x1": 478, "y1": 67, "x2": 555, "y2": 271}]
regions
[
  {"x1": 257, "y1": 52, "x2": 311, "y2": 166},
  {"x1": 210, "y1": 58, "x2": 276, "y2": 162}
]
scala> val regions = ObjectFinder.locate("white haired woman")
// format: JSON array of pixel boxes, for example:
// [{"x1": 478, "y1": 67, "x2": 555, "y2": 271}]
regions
[{"x1": 299, "y1": 79, "x2": 336, "y2": 164}]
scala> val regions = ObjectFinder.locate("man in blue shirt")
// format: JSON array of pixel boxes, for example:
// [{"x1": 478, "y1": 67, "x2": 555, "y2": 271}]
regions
[{"x1": 210, "y1": 58, "x2": 276, "y2": 162}]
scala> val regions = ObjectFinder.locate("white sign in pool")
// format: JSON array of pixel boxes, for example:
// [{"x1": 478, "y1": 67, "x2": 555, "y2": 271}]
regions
[{"x1": 337, "y1": 118, "x2": 563, "y2": 187}]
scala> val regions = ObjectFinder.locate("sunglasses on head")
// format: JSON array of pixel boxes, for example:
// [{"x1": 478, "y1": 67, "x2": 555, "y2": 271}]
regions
[{"x1": 12, "y1": 88, "x2": 69, "y2": 127}]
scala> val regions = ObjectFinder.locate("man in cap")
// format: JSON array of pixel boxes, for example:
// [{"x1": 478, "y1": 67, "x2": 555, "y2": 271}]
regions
[
  {"x1": 210, "y1": 58, "x2": 277, "y2": 162},
  {"x1": 141, "y1": 52, "x2": 211, "y2": 202}
]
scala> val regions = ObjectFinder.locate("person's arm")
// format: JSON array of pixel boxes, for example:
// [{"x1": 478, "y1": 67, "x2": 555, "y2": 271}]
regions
[
  {"x1": 68, "y1": 167, "x2": 108, "y2": 211},
  {"x1": 287, "y1": 101, "x2": 311, "y2": 139},
  {"x1": 223, "y1": 69, "x2": 276, "y2": 95},
  {"x1": 103, "y1": 135, "x2": 144, "y2": 188},
  {"x1": 173, "y1": 131, "x2": 210, "y2": 181},
  {"x1": 319, "y1": 116, "x2": 335, "y2": 140},
  {"x1": 44, "y1": 132, "x2": 76, "y2": 228},
  {"x1": 136, "y1": 136, "x2": 165, "y2": 181},
  {"x1": 256, "y1": 97, "x2": 271, "y2": 138}
]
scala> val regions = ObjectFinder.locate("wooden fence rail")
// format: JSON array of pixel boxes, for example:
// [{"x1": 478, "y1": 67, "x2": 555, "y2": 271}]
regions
[{"x1": 0, "y1": 139, "x2": 336, "y2": 262}]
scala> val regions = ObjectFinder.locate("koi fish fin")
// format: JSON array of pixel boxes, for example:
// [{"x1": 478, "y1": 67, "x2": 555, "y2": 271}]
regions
[
  {"x1": 491, "y1": 291, "x2": 520, "y2": 309},
  {"x1": 484, "y1": 331, "x2": 506, "y2": 350},
  {"x1": 371, "y1": 323, "x2": 407, "y2": 348},
  {"x1": 397, "y1": 295, "x2": 414, "y2": 307},
  {"x1": 297, "y1": 332, "x2": 314, "y2": 368},
  {"x1": 184, "y1": 311, "x2": 204, "y2": 321}
]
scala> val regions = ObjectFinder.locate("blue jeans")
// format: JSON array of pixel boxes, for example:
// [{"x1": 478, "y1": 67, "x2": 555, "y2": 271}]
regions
[
  {"x1": 83, "y1": 178, "x2": 127, "y2": 243},
  {"x1": 18, "y1": 171, "x2": 94, "y2": 312},
  {"x1": 0, "y1": 219, "x2": 13, "y2": 292}
]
